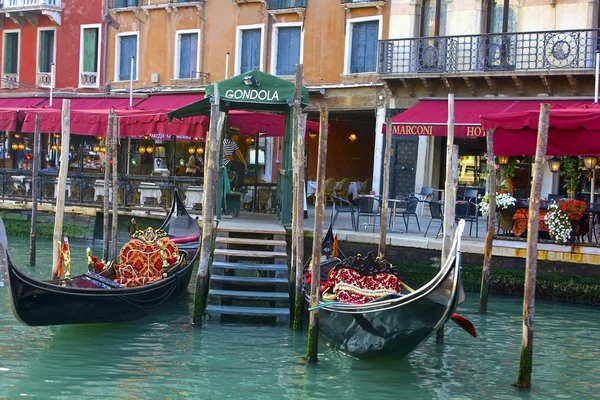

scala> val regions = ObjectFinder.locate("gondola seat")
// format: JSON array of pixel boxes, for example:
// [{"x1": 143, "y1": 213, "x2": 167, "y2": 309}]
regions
[
  {"x1": 326, "y1": 253, "x2": 401, "y2": 304},
  {"x1": 114, "y1": 228, "x2": 179, "y2": 287}
]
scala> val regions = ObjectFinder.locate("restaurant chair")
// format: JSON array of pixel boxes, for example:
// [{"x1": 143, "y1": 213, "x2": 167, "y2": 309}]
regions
[
  {"x1": 456, "y1": 200, "x2": 479, "y2": 237},
  {"x1": 358, "y1": 178, "x2": 372, "y2": 195},
  {"x1": 323, "y1": 177, "x2": 337, "y2": 204},
  {"x1": 394, "y1": 195, "x2": 421, "y2": 232},
  {"x1": 355, "y1": 195, "x2": 381, "y2": 233},
  {"x1": 416, "y1": 187, "x2": 435, "y2": 216},
  {"x1": 548, "y1": 194, "x2": 564, "y2": 203},
  {"x1": 424, "y1": 201, "x2": 443, "y2": 238},
  {"x1": 463, "y1": 188, "x2": 481, "y2": 216},
  {"x1": 336, "y1": 178, "x2": 351, "y2": 203},
  {"x1": 330, "y1": 194, "x2": 356, "y2": 231}
]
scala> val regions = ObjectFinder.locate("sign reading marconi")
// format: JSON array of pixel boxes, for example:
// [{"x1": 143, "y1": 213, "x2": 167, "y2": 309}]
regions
[
  {"x1": 224, "y1": 89, "x2": 280, "y2": 102},
  {"x1": 392, "y1": 125, "x2": 433, "y2": 135}
]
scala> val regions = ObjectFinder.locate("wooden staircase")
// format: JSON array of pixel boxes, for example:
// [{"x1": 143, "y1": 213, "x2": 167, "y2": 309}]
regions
[{"x1": 206, "y1": 225, "x2": 290, "y2": 324}]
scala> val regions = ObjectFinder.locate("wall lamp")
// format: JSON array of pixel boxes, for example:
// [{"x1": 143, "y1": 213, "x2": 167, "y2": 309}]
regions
[{"x1": 242, "y1": 76, "x2": 259, "y2": 86}]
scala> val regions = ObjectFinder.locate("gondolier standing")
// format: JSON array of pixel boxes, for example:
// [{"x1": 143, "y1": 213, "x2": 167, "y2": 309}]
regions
[{"x1": 222, "y1": 127, "x2": 246, "y2": 192}]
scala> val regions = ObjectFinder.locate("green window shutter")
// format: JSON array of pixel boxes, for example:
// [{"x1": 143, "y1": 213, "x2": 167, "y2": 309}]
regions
[
  {"x1": 38, "y1": 30, "x2": 54, "y2": 73},
  {"x1": 3, "y1": 33, "x2": 18, "y2": 74},
  {"x1": 83, "y1": 28, "x2": 99, "y2": 72}
]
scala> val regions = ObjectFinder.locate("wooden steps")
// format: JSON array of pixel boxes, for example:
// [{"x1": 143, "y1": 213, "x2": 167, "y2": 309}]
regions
[{"x1": 207, "y1": 225, "x2": 290, "y2": 324}]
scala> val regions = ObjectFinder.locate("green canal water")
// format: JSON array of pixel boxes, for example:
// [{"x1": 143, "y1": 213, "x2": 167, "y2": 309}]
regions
[{"x1": 1, "y1": 236, "x2": 599, "y2": 399}]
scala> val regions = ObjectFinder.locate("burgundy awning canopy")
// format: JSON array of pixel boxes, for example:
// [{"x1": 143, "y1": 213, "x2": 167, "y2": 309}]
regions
[
  {"x1": 136, "y1": 93, "x2": 204, "y2": 110},
  {"x1": 481, "y1": 104, "x2": 600, "y2": 156},
  {"x1": 36, "y1": 97, "x2": 144, "y2": 109},
  {"x1": 391, "y1": 99, "x2": 587, "y2": 137},
  {"x1": 0, "y1": 97, "x2": 46, "y2": 108},
  {"x1": 227, "y1": 111, "x2": 320, "y2": 138}
]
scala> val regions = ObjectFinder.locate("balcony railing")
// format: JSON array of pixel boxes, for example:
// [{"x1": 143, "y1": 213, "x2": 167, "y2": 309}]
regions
[
  {"x1": 110, "y1": 0, "x2": 138, "y2": 8},
  {"x1": 3, "y1": 0, "x2": 62, "y2": 8},
  {"x1": 80, "y1": 72, "x2": 99, "y2": 88},
  {"x1": 1, "y1": 73, "x2": 19, "y2": 89},
  {"x1": 267, "y1": 0, "x2": 306, "y2": 10},
  {"x1": 379, "y1": 29, "x2": 600, "y2": 75},
  {"x1": 342, "y1": 0, "x2": 385, "y2": 3},
  {"x1": 37, "y1": 72, "x2": 52, "y2": 88}
]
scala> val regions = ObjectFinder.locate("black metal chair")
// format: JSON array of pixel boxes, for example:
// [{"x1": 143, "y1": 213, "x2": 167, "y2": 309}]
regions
[
  {"x1": 424, "y1": 201, "x2": 443, "y2": 238},
  {"x1": 416, "y1": 187, "x2": 435, "y2": 215},
  {"x1": 330, "y1": 194, "x2": 356, "y2": 231},
  {"x1": 456, "y1": 200, "x2": 479, "y2": 237},
  {"x1": 355, "y1": 195, "x2": 381, "y2": 232},
  {"x1": 395, "y1": 195, "x2": 421, "y2": 232}
]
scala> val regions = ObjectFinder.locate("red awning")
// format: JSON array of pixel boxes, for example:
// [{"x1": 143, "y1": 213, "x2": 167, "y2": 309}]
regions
[
  {"x1": 391, "y1": 99, "x2": 588, "y2": 137},
  {"x1": 20, "y1": 108, "x2": 208, "y2": 139},
  {"x1": 136, "y1": 94, "x2": 204, "y2": 110},
  {"x1": 35, "y1": 97, "x2": 144, "y2": 109},
  {"x1": 227, "y1": 111, "x2": 320, "y2": 138},
  {"x1": 0, "y1": 108, "x2": 21, "y2": 131},
  {"x1": 481, "y1": 103, "x2": 600, "y2": 156},
  {"x1": 0, "y1": 97, "x2": 46, "y2": 108}
]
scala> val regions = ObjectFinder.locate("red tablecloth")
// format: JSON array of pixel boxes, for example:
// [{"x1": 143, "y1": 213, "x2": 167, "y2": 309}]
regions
[{"x1": 512, "y1": 208, "x2": 549, "y2": 237}]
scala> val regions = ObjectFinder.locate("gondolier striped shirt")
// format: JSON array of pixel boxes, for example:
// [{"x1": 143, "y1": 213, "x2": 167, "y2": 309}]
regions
[{"x1": 222, "y1": 138, "x2": 238, "y2": 166}]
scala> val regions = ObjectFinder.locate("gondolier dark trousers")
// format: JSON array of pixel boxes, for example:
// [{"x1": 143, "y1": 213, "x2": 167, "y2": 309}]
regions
[{"x1": 226, "y1": 160, "x2": 245, "y2": 191}]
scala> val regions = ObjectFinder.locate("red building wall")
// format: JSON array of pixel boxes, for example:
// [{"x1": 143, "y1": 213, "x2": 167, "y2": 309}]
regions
[{"x1": 0, "y1": 0, "x2": 105, "y2": 92}]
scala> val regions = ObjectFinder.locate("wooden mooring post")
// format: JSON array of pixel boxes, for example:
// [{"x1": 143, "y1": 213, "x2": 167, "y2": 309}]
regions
[
  {"x1": 378, "y1": 108, "x2": 392, "y2": 259},
  {"x1": 438, "y1": 93, "x2": 458, "y2": 344},
  {"x1": 293, "y1": 114, "x2": 307, "y2": 330},
  {"x1": 291, "y1": 64, "x2": 304, "y2": 330},
  {"x1": 29, "y1": 114, "x2": 41, "y2": 266},
  {"x1": 193, "y1": 83, "x2": 225, "y2": 325},
  {"x1": 516, "y1": 103, "x2": 550, "y2": 388},
  {"x1": 111, "y1": 112, "x2": 119, "y2": 259},
  {"x1": 102, "y1": 113, "x2": 113, "y2": 262},
  {"x1": 52, "y1": 100, "x2": 71, "y2": 279},
  {"x1": 479, "y1": 129, "x2": 496, "y2": 314},
  {"x1": 306, "y1": 106, "x2": 329, "y2": 362}
]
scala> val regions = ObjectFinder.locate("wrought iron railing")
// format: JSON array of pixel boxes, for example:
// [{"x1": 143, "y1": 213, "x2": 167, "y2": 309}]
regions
[
  {"x1": 267, "y1": 0, "x2": 306, "y2": 10},
  {"x1": 4, "y1": 0, "x2": 62, "y2": 7},
  {"x1": 379, "y1": 29, "x2": 600, "y2": 74},
  {"x1": 342, "y1": 0, "x2": 385, "y2": 3}
]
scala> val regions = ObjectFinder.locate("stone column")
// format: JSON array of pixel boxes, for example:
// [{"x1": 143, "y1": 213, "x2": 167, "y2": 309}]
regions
[
  {"x1": 372, "y1": 106, "x2": 386, "y2": 195},
  {"x1": 408, "y1": 0, "x2": 422, "y2": 38}
]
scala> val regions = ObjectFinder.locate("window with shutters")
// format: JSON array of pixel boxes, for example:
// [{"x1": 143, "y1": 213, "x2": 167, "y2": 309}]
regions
[
  {"x1": 235, "y1": 25, "x2": 264, "y2": 75},
  {"x1": 116, "y1": 33, "x2": 138, "y2": 81},
  {"x1": 175, "y1": 30, "x2": 200, "y2": 79},
  {"x1": 79, "y1": 25, "x2": 101, "y2": 88},
  {"x1": 345, "y1": 17, "x2": 381, "y2": 74},
  {"x1": 271, "y1": 24, "x2": 302, "y2": 76},
  {"x1": 38, "y1": 28, "x2": 55, "y2": 74},
  {"x1": 3, "y1": 31, "x2": 19, "y2": 75}
]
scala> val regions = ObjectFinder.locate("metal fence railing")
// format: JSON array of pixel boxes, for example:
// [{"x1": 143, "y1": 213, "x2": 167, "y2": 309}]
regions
[
  {"x1": 379, "y1": 29, "x2": 600, "y2": 74},
  {"x1": 267, "y1": 0, "x2": 306, "y2": 10}
]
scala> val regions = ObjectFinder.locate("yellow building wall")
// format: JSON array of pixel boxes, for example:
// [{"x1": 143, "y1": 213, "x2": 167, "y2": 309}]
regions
[{"x1": 107, "y1": 1, "x2": 390, "y2": 89}]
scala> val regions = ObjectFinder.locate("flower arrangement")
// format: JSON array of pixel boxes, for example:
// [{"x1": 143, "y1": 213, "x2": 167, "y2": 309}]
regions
[
  {"x1": 478, "y1": 192, "x2": 517, "y2": 217},
  {"x1": 545, "y1": 203, "x2": 572, "y2": 243},
  {"x1": 558, "y1": 199, "x2": 587, "y2": 220}
]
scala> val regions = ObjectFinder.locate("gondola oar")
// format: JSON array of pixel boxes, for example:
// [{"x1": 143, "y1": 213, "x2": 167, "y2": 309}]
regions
[{"x1": 400, "y1": 281, "x2": 477, "y2": 338}]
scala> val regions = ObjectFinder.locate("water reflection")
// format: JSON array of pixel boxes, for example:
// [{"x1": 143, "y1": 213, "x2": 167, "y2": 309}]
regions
[{"x1": 0, "y1": 236, "x2": 599, "y2": 399}]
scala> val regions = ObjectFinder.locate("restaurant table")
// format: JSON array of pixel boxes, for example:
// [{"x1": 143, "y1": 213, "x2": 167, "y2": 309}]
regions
[
  {"x1": 306, "y1": 180, "x2": 362, "y2": 200},
  {"x1": 93, "y1": 179, "x2": 112, "y2": 201},
  {"x1": 387, "y1": 198, "x2": 407, "y2": 233},
  {"x1": 512, "y1": 207, "x2": 549, "y2": 237},
  {"x1": 184, "y1": 186, "x2": 203, "y2": 208},
  {"x1": 138, "y1": 182, "x2": 162, "y2": 206},
  {"x1": 12, "y1": 175, "x2": 31, "y2": 194},
  {"x1": 54, "y1": 179, "x2": 72, "y2": 199}
]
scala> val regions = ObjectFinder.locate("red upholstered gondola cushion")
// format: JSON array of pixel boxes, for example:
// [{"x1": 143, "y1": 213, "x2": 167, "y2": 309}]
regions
[
  {"x1": 329, "y1": 267, "x2": 401, "y2": 305},
  {"x1": 114, "y1": 237, "x2": 179, "y2": 287}
]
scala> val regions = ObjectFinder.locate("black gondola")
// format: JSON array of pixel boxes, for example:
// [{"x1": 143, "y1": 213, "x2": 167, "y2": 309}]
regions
[
  {"x1": 305, "y1": 221, "x2": 470, "y2": 359},
  {"x1": 0, "y1": 191, "x2": 201, "y2": 327}
]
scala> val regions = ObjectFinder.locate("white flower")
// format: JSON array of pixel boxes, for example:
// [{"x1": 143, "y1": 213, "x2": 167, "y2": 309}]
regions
[
  {"x1": 478, "y1": 192, "x2": 517, "y2": 216},
  {"x1": 545, "y1": 203, "x2": 571, "y2": 243}
]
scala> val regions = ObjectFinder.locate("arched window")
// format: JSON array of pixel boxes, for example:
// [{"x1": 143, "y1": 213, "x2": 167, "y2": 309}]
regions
[{"x1": 421, "y1": 0, "x2": 448, "y2": 37}]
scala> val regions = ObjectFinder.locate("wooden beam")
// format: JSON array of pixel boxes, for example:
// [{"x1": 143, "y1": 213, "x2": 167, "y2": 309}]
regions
[
  {"x1": 379, "y1": 107, "x2": 392, "y2": 259},
  {"x1": 566, "y1": 74, "x2": 578, "y2": 96},
  {"x1": 441, "y1": 77, "x2": 454, "y2": 93},
  {"x1": 29, "y1": 114, "x2": 41, "y2": 266},
  {"x1": 479, "y1": 128, "x2": 496, "y2": 314},
  {"x1": 484, "y1": 76, "x2": 498, "y2": 96},
  {"x1": 539, "y1": 75, "x2": 553, "y2": 96},
  {"x1": 307, "y1": 106, "x2": 329, "y2": 363},
  {"x1": 420, "y1": 77, "x2": 434, "y2": 96},
  {"x1": 463, "y1": 77, "x2": 476, "y2": 96},
  {"x1": 511, "y1": 76, "x2": 525, "y2": 96},
  {"x1": 52, "y1": 100, "x2": 71, "y2": 279},
  {"x1": 400, "y1": 78, "x2": 414, "y2": 97},
  {"x1": 516, "y1": 103, "x2": 550, "y2": 388}
]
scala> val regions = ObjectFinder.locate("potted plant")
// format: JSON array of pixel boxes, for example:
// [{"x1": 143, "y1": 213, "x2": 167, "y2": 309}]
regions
[
  {"x1": 545, "y1": 202, "x2": 572, "y2": 243},
  {"x1": 478, "y1": 192, "x2": 517, "y2": 231},
  {"x1": 557, "y1": 199, "x2": 587, "y2": 241},
  {"x1": 558, "y1": 156, "x2": 581, "y2": 199}
]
